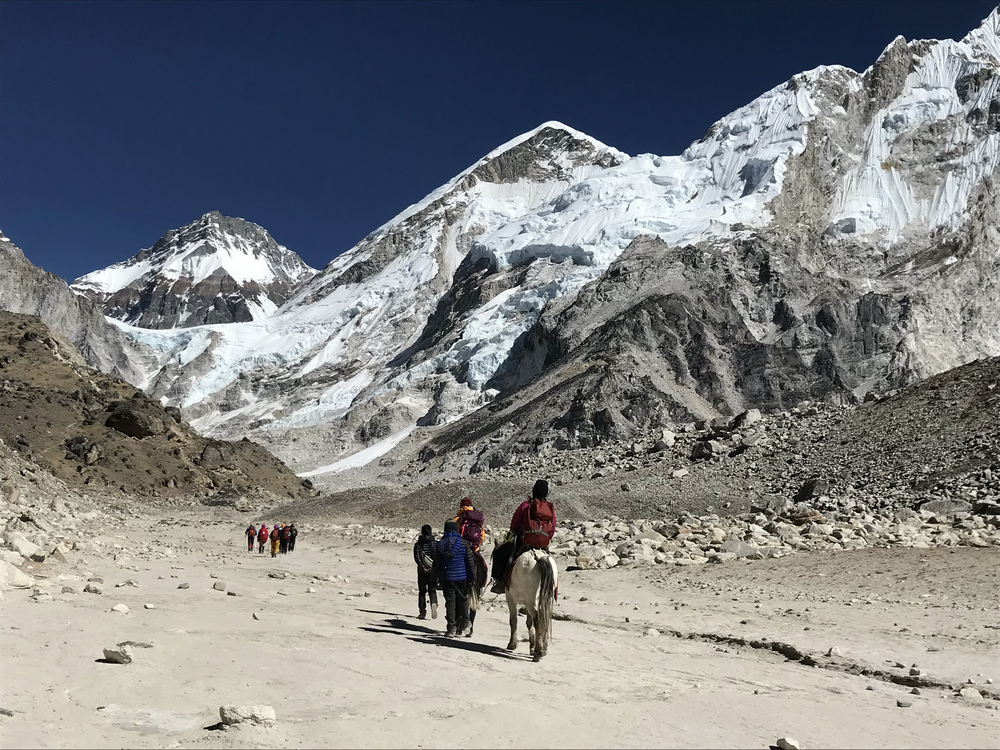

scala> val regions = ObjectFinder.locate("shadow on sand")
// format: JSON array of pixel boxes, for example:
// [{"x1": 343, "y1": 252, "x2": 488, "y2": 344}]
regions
[{"x1": 359, "y1": 615, "x2": 526, "y2": 660}]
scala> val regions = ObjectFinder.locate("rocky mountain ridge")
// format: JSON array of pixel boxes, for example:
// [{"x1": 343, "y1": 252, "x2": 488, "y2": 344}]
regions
[
  {"x1": 60, "y1": 10, "x2": 1000, "y2": 479},
  {"x1": 72, "y1": 211, "x2": 316, "y2": 329},
  {"x1": 0, "y1": 311, "x2": 313, "y2": 501}
]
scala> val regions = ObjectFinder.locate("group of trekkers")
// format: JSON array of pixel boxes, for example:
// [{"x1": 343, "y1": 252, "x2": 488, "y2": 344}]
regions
[
  {"x1": 413, "y1": 479, "x2": 556, "y2": 637},
  {"x1": 245, "y1": 523, "x2": 298, "y2": 557}
]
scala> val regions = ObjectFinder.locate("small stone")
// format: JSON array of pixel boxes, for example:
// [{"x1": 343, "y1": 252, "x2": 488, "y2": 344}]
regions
[
  {"x1": 0, "y1": 707, "x2": 13, "y2": 717},
  {"x1": 103, "y1": 644, "x2": 133, "y2": 664},
  {"x1": 212, "y1": 581, "x2": 227, "y2": 592},
  {"x1": 111, "y1": 603, "x2": 129, "y2": 614},
  {"x1": 226, "y1": 590, "x2": 239, "y2": 597},
  {"x1": 83, "y1": 583, "x2": 103, "y2": 595},
  {"x1": 305, "y1": 587, "x2": 316, "y2": 593},
  {"x1": 61, "y1": 586, "x2": 77, "y2": 594},
  {"x1": 177, "y1": 582, "x2": 189, "y2": 589},
  {"x1": 896, "y1": 699, "x2": 912, "y2": 708},
  {"x1": 643, "y1": 627, "x2": 659, "y2": 637},
  {"x1": 219, "y1": 705, "x2": 276, "y2": 726},
  {"x1": 910, "y1": 688, "x2": 921, "y2": 695},
  {"x1": 252, "y1": 612, "x2": 261, "y2": 620},
  {"x1": 909, "y1": 667, "x2": 924, "y2": 676},
  {"x1": 959, "y1": 687, "x2": 983, "y2": 702},
  {"x1": 826, "y1": 646, "x2": 842, "y2": 657},
  {"x1": 143, "y1": 603, "x2": 155, "y2": 609},
  {"x1": 776, "y1": 738, "x2": 800, "y2": 750}
]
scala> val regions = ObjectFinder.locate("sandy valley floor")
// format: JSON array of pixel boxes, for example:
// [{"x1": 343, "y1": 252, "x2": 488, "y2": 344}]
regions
[{"x1": 1, "y1": 512, "x2": 998, "y2": 749}]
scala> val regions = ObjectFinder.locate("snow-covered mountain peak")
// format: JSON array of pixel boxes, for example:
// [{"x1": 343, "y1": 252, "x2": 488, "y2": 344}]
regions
[{"x1": 72, "y1": 213, "x2": 316, "y2": 329}]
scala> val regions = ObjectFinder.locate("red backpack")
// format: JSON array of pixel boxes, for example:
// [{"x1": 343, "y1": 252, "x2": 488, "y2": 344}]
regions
[
  {"x1": 520, "y1": 499, "x2": 555, "y2": 549},
  {"x1": 460, "y1": 509, "x2": 485, "y2": 547}
]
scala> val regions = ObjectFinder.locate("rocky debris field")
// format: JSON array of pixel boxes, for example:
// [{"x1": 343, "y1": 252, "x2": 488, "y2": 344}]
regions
[
  {"x1": 2, "y1": 509, "x2": 995, "y2": 749},
  {"x1": 0, "y1": 312, "x2": 314, "y2": 501},
  {"x1": 346, "y1": 356, "x2": 1000, "y2": 524}
]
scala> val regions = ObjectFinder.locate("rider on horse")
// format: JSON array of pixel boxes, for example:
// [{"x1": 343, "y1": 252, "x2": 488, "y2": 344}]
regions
[{"x1": 490, "y1": 479, "x2": 556, "y2": 594}]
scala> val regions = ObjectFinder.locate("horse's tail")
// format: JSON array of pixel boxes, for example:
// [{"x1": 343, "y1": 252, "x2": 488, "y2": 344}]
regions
[
  {"x1": 469, "y1": 579, "x2": 479, "y2": 612},
  {"x1": 534, "y1": 551, "x2": 557, "y2": 646}
]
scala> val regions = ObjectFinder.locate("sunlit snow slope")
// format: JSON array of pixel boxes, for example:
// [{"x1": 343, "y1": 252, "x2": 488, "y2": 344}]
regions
[{"x1": 94, "y1": 11, "x2": 1000, "y2": 476}]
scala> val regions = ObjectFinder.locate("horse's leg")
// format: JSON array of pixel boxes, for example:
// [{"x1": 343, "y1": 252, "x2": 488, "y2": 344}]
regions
[
  {"x1": 526, "y1": 609, "x2": 536, "y2": 654},
  {"x1": 468, "y1": 607, "x2": 476, "y2": 637},
  {"x1": 506, "y1": 591, "x2": 518, "y2": 651}
]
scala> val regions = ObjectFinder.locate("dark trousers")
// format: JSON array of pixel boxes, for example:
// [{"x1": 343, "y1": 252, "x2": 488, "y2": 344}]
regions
[
  {"x1": 279, "y1": 538, "x2": 288, "y2": 554},
  {"x1": 417, "y1": 567, "x2": 438, "y2": 615},
  {"x1": 442, "y1": 580, "x2": 470, "y2": 631},
  {"x1": 289, "y1": 537, "x2": 296, "y2": 552},
  {"x1": 247, "y1": 538, "x2": 254, "y2": 551},
  {"x1": 491, "y1": 540, "x2": 515, "y2": 582},
  {"x1": 258, "y1": 540, "x2": 266, "y2": 553}
]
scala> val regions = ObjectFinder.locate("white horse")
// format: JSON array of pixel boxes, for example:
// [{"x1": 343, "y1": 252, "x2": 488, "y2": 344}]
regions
[{"x1": 505, "y1": 548, "x2": 558, "y2": 661}]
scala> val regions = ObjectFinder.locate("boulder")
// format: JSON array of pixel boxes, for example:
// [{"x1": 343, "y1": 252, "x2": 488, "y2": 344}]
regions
[
  {"x1": 973, "y1": 500, "x2": 1000, "y2": 515},
  {"x1": 0, "y1": 561, "x2": 33, "y2": 590},
  {"x1": 722, "y1": 537, "x2": 762, "y2": 559},
  {"x1": 111, "y1": 603, "x2": 129, "y2": 614},
  {"x1": 219, "y1": 705, "x2": 276, "y2": 727},
  {"x1": 795, "y1": 478, "x2": 829, "y2": 502},
  {"x1": 5, "y1": 532, "x2": 42, "y2": 560},
  {"x1": 918, "y1": 498, "x2": 972, "y2": 516},
  {"x1": 776, "y1": 738, "x2": 800, "y2": 750},
  {"x1": 105, "y1": 403, "x2": 165, "y2": 438},
  {"x1": 733, "y1": 408, "x2": 762, "y2": 428},
  {"x1": 213, "y1": 581, "x2": 227, "y2": 592},
  {"x1": 103, "y1": 644, "x2": 133, "y2": 664},
  {"x1": 84, "y1": 582, "x2": 103, "y2": 594}
]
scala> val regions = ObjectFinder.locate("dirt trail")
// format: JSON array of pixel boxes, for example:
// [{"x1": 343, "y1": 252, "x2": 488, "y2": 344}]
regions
[{"x1": 1, "y1": 514, "x2": 997, "y2": 749}]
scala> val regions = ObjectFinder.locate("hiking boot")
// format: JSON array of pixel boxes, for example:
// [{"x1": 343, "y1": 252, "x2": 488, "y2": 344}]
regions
[
  {"x1": 490, "y1": 580, "x2": 505, "y2": 595},
  {"x1": 431, "y1": 603, "x2": 438, "y2": 619},
  {"x1": 445, "y1": 627, "x2": 457, "y2": 637},
  {"x1": 461, "y1": 624, "x2": 473, "y2": 637},
  {"x1": 418, "y1": 612, "x2": 426, "y2": 620}
]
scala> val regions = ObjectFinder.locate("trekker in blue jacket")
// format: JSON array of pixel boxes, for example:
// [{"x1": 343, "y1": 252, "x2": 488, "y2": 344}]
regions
[{"x1": 435, "y1": 520, "x2": 476, "y2": 637}]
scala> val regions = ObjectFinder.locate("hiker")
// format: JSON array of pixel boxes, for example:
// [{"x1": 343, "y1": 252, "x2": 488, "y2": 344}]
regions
[
  {"x1": 245, "y1": 523, "x2": 256, "y2": 552},
  {"x1": 490, "y1": 479, "x2": 556, "y2": 594},
  {"x1": 453, "y1": 497, "x2": 485, "y2": 552},
  {"x1": 289, "y1": 523, "x2": 298, "y2": 552},
  {"x1": 257, "y1": 524, "x2": 268, "y2": 554},
  {"x1": 413, "y1": 524, "x2": 439, "y2": 620},
  {"x1": 436, "y1": 520, "x2": 476, "y2": 637},
  {"x1": 269, "y1": 523, "x2": 280, "y2": 558},
  {"x1": 280, "y1": 524, "x2": 291, "y2": 554}
]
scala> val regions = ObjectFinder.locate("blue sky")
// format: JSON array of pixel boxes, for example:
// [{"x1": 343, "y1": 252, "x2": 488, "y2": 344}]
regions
[{"x1": 1, "y1": 0, "x2": 995, "y2": 281}]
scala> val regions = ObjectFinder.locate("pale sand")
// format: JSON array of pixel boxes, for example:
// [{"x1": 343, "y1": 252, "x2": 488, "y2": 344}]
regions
[{"x1": 1, "y1": 514, "x2": 997, "y2": 749}]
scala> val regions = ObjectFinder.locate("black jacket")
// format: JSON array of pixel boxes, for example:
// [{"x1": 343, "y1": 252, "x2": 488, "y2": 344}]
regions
[{"x1": 413, "y1": 532, "x2": 437, "y2": 571}]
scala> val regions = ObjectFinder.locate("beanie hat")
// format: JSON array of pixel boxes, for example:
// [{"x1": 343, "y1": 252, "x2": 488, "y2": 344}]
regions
[
  {"x1": 444, "y1": 520, "x2": 459, "y2": 534},
  {"x1": 459, "y1": 496, "x2": 473, "y2": 507},
  {"x1": 421, "y1": 524, "x2": 432, "y2": 536},
  {"x1": 532, "y1": 479, "x2": 549, "y2": 499}
]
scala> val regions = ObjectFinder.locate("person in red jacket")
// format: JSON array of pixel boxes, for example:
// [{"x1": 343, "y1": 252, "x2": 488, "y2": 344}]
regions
[
  {"x1": 490, "y1": 479, "x2": 556, "y2": 594},
  {"x1": 257, "y1": 524, "x2": 269, "y2": 554}
]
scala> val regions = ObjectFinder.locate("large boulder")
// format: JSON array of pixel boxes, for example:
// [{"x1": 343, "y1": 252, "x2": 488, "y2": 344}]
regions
[
  {"x1": 0, "y1": 560, "x2": 34, "y2": 590},
  {"x1": 5, "y1": 532, "x2": 41, "y2": 560},
  {"x1": 105, "y1": 403, "x2": 165, "y2": 438}
]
